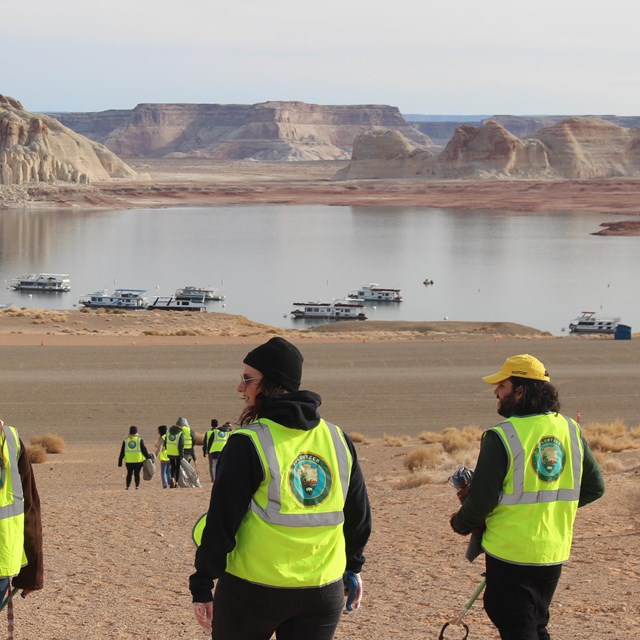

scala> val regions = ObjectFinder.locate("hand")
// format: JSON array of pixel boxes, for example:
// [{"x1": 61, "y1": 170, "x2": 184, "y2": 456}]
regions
[
  {"x1": 450, "y1": 512, "x2": 471, "y2": 536},
  {"x1": 193, "y1": 602, "x2": 213, "y2": 634},
  {"x1": 456, "y1": 485, "x2": 469, "y2": 504},
  {"x1": 343, "y1": 571, "x2": 363, "y2": 611}
]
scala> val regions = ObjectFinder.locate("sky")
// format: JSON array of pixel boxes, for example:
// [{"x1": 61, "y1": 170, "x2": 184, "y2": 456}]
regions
[{"x1": 3, "y1": 0, "x2": 640, "y2": 116}]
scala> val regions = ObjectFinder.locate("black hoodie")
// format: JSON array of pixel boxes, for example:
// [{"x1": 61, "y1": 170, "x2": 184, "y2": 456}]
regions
[{"x1": 189, "y1": 390, "x2": 372, "y2": 602}]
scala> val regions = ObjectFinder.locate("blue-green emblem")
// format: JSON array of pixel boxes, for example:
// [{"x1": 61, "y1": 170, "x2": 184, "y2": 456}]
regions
[
  {"x1": 531, "y1": 436, "x2": 566, "y2": 482},
  {"x1": 289, "y1": 453, "x2": 332, "y2": 507},
  {"x1": 128, "y1": 440, "x2": 137, "y2": 449}
]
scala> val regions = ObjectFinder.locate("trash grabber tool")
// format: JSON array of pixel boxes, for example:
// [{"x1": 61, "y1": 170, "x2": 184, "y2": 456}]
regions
[{"x1": 438, "y1": 578, "x2": 486, "y2": 640}]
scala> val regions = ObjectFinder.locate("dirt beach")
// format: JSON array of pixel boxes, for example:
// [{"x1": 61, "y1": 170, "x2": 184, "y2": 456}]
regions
[{"x1": 1, "y1": 310, "x2": 638, "y2": 640}]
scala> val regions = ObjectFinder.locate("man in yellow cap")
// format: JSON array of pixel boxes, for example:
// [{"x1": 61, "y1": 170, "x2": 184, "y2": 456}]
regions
[{"x1": 450, "y1": 354, "x2": 605, "y2": 640}]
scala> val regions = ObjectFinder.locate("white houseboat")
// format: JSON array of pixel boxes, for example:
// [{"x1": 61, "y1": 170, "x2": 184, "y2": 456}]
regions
[
  {"x1": 78, "y1": 289, "x2": 149, "y2": 309},
  {"x1": 291, "y1": 300, "x2": 367, "y2": 320},
  {"x1": 148, "y1": 296, "x2": 207, "y2": 312},
  {"x1": 346, "y1": 283, "x2": 402, "y2": 302},
  {"x1": 174, "y1": 285, "x2": 225, "y2": 301},
  {"x1": 11, "y1": 273, "x2": 71, "y2": 292},
  {"x1": 568, "y1": 311, "x2": 621, "y2": 334}
]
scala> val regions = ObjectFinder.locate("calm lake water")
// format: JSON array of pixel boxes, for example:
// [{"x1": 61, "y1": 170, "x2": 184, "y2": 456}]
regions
[{"x1": 0, "y1": 205, "x2": 637, "y2": 335}]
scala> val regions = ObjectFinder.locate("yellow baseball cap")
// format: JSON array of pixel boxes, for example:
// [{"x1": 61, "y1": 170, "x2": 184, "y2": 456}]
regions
[{"x1": 482, "y1": 354, "x2": 550, "y2": 384}]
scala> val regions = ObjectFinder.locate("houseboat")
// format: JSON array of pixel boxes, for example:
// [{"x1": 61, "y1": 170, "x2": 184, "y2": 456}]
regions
[
  {"x1": 11, "y1": 273, "x2": 71, "y2": 292},
  {"x1": 78, "y1": 289, "x2": 149, "y2": 309},
  {"x1": 148, "y1": 296, "x2": 207, "y2": 312},
  {"x1": 346, "y1": 283, "x2": 402, "y2": 302},
  {"x1": 568, "y1": 311, "x2": 621, "y2": 334},
  {"x1": 174, "y1": 285, "x2": 225, "y2": 301},
  {"x1": 291, "y1": 300, "x2": 367, "y2": 320}
]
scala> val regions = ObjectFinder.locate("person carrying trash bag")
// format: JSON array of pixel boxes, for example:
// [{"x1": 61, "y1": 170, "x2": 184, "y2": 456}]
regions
[
  {"x1": 117, "y1": 426, "x2": 152, "y2": 490},
  {"x1": 0, "y1": 418, "x2": 43, "y2": 629},
  {"x1": 449, "y1": 354, "x2": 605, "y2": 640},
  {"x1": 165, "y1": 421, "x2": 185, "y2": 489},
  {"x1": 189, "y1": 336, "x2": 371, "y2": 640}
]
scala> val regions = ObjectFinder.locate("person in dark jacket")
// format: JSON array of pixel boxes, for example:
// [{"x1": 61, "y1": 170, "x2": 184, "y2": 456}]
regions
[
  {"x1": 190, "y1": 337, "x2": 371, "y2": 640},
  {"x1": 450, "y1": 354, "x2": 605, "y2": 640},
  {"x1": 0, "y1": 419, "x2": 44, "y2": 606}
]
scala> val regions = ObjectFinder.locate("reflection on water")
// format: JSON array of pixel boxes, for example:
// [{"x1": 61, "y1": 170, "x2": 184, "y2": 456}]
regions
[{"x1": 0, "y1": 205, "x2": 637, "y2": 335}]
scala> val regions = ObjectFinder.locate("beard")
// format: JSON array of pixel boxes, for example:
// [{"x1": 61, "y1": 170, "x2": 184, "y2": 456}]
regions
[{"x1": 497, "y1": 389, "x2": 520, "y2": 418}]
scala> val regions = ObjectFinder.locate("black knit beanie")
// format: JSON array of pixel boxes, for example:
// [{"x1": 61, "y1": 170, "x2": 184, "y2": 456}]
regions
[
  {"x1": 243, "y1": 337, "x2": 303, "y2": 392},
  {"x1": 129, "y1": 425, "x2": 138, "y2": 435}
]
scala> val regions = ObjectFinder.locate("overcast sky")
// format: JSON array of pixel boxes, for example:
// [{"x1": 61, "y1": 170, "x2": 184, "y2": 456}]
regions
[{"x1": 4, "y1": 0, "x2": 639, "y2": 115}]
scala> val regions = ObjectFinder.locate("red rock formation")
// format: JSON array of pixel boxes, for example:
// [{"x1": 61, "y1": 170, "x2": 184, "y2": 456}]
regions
[
  {"x1": 52, "y1": 102, "x2": 437, "y2": 160},
  {"x1": 0, "y1": 94, "x2": 136, "y2": 187}
]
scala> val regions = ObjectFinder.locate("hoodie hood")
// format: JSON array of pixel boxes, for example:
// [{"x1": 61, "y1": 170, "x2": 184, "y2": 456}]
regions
[{"x1": 259, "y1": 390, "x2": 322, "y2": 430}]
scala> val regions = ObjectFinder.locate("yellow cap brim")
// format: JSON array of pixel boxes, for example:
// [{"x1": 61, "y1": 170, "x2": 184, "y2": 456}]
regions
[{"x1": 482, "y1": 372, "x2": 507, "y2": 384}]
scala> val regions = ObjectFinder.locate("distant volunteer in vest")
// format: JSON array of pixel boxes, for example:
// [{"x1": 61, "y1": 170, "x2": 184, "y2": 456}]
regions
[
  {"x1": 450, "y1": 354, "x2": 605, "y2": 640},
  {"x1": 0, "y1": 418, "x2": 44, "y2": 606},
  {"x1": 202, "y1": 419, "x2": 230, "y2": 483},
  {"x1": 117, "y1": 425, "x2": 151, "y2": 490},
  {"x1": 190, "y1": 337, "x2": 372, "y2": 640}
]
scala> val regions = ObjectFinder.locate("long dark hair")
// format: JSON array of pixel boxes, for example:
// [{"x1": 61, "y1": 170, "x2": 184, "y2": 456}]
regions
[
  {"x1": 510, "y1": 377, "x2": 561, "y2": 415},
  {"x1": 238, "y1": 377, "x2": 289, "y2": 426}
]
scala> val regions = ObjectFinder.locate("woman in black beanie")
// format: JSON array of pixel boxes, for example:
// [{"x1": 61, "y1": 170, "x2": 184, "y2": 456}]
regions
[{"x1": 190, "y1": 337, "x2": 372, "y2": 640}]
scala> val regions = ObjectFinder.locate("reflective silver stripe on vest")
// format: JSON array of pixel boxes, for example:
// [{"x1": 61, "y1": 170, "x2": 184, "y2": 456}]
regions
[
  {"x1": 0, "y1": 428, "x2": 24, "y2": 519},
  {"x1": 497, "y1": 415, "x2": 582, "y2": 506},
  {"x1": 247, "y1": 421, "x2": 349, "y2": 527}
]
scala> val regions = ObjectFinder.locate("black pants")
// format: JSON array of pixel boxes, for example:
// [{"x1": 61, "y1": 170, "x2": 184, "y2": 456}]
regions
[
  {"x1": 212, "y1": 573, "x2": 344, "y2": 640},
  {"x1": 125, "y1": 462, "x2": 143, "y2": 488},
  {"x1": 168, "y1": 456, "x2": 182, "y2": 486},
  {"x1": 484, "y1": 554, "x2": 562, "y2": 640}
]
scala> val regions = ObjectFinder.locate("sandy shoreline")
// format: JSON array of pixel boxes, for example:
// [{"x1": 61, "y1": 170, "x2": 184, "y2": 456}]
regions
[{"x1": 4, "y1": 160, "x2": 640, "y2": 235}]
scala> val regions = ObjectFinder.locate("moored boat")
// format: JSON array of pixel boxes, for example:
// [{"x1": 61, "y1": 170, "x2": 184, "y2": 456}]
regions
[
  {"x1": 568, "y1": 311, "x2": 620, "y2": 334},
  {"x1": 148, "y1": 296, "x2": 207, "y2": 312},
  {"x1": 291, "y1": 300, "x2": 367, "y2": 320},
  {"x1": 79, "y1": 289, "x2": 149, "y2": 309},
  {"x1": 174, "y1": 285, "x2": 225, "y2": 301},
  {"x1": 346, "y1": 283, "x2": 402, "y2": 302},
  {"x1": 11, "y1": 273, "x2": 71, "y2": 292}
]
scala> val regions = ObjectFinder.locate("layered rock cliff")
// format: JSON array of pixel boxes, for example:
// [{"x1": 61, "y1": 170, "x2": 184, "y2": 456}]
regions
[
  {"x1": 50, "y1": 102, "x2": 438, "y2": 161},
  {"x1": 0, "y1": 95, "x2": 136, "y2": 186},
  {"x1": 339, "y1": 118, "x2": 640, "y2": 180}
]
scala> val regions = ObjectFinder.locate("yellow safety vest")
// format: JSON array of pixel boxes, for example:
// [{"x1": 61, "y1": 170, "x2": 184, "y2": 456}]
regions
[
  {"x1": 182, "y1": 426, "x2": 193, "y2": 450},
  {"x1": 207, "y1": 429, "x2": 229, "y2": 454},
  {"x1": 123, "y1": 436, "x2": 145, "y2": 463},
  {"x1": 165, "y1": 429, "x2": 183, "y2": 456},
  {"x1": 0, "y1": 426, "x2": 27, "y2": 577},
  {"x1": 225, "y1": 418, "x2": 352, "y2": 588},
  {"x1": 159, "y1": 434, "x2": 170, "y2": 462},
  {"x1": 482, "y1": 413, "x2": 584, "y2": 565}
]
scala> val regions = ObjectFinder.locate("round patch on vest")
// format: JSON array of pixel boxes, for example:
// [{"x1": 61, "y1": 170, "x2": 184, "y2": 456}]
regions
[
  {"x1": 127, "y1": 440, "x2": 137, "y2": 449},
  {"x1": 289, "y1": 453, "x2": 332, "y2": 507},
  {"x1": 531, "y1": 436, "x2": 566, "y2": 482}
]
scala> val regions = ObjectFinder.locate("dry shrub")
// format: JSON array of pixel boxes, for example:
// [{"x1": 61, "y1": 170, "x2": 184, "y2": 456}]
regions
[
  {"x1": 383, "y1": 433, "x2": 410, "y2": 447},
  {"x1": 461, "y1": 425, "x2": 483, "y2": 440},
  {"x1": 30, "y1": 433, "x2": 66, "y2": 454},
  {"x1": 194, "y1": 432, "x2": 205, "y2": 446},
  {"x1": 79, "y1": 306, "x2": 92, "y2": 313},
  {"x1": 630, "y1": 426, "x2": 640, "y2": 439},
  {"x1": 393, "y1": 471, "x2": 433, "y2": 490},
  {"x1": 600, "y1": 456, "x2": 624, "y2": 472},
  {"x1": 419, "y1": 430, "x2": 442, "y2": 444},
  {"x1": 349, "y1": 432, "x2": 371, "y2": 445},
  {"x1": 440, "y1": 428, "x2": 470, "y2": 454},
  {"x1": 26, "y1": 444, "x2": 47, "y2": 464},
  {"x1": 404, "y1": 445, "x2": 443, "y2": 472},
  {"x1": 583, "y1": 420, "x2": 639, "y2": 452}
]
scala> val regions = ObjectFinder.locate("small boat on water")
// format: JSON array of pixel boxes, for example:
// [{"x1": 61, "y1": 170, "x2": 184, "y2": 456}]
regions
[
  {"x1": 291, "y1": 300, "x2": 367, "y2": 320},
  {"x1": 568, "y1": 311, "x2": 621, "y2": 334},
  {"x1": 174, "y1": 285, "x2": 225, "y2": 301},
  {"x1": 346, "y1": 283, "x2": 402, "y2": 302},
  {"x1": 11, "y1": 273, "x2": 71, "y2": 292},
  {"x1": 78, "y1": 289, "x2": 149, "y2": 309},
  {"x1": 148, "y1": 296, "x2": 207, "y2": 312}
]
